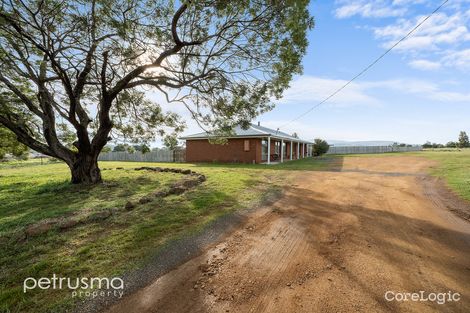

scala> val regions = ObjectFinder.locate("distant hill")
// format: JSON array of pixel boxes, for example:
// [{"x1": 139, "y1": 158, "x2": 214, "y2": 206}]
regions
[{"x1": 326, "y1": 140, "x2": 397, "y2": 147}]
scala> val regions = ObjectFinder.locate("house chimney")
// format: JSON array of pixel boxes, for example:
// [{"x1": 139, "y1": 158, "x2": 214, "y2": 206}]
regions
[{"x1": 257, "y1": 121, "x2": 260, "y2": 126}]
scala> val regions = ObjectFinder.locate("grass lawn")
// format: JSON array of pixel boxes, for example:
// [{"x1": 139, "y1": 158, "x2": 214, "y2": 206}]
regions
[
  {"x1": 0, "y1": 157, "x2": 335, "y2": 313},
  {"x1": 2, "y1": 151, "x2": 465, "y2": 312},
  {"x1": 417, "y1": 149, "x2": 470, "y2": 201}
]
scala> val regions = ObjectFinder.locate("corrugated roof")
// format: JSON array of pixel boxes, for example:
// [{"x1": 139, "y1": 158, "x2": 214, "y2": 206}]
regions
[{"x1": 180, "y1": 124, "x2": 312, "y2": 143}]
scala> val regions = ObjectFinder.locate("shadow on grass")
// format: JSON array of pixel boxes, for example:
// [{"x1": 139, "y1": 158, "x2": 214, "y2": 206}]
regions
[
  {"x1": 0, "y1": 173, "x2": 172, "y2": 236},
  {"x1": 76, "y1": 179, "x2": 282, "y2": 313},
  {"x1": 0, "y1": 178, "x2": 267, "y2": 313}
]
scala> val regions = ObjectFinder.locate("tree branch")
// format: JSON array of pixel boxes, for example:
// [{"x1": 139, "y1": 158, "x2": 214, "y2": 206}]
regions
[{"x1": 0, "y1": 114, "x2": 55, "y2": 157}]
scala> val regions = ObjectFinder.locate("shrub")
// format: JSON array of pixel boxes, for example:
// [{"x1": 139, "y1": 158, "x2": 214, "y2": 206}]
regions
[
  {"x1": 313, "y1": 139, "x2": 329, "y2": 156},
  {"x1": 458, "y1": 131, "x2": 470, "y2": 148}
]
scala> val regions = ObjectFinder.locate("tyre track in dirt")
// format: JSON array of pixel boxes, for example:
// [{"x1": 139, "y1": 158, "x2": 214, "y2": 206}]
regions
[
  {"x1": 104, "y1": 156, "x2": 470, "y2": 313},
  {"x1": 247, "y1": 220, "x2": 307, "y2": 313},
  {"x1": 379, "y1": 181, "x2": 439, "y2": 310}
]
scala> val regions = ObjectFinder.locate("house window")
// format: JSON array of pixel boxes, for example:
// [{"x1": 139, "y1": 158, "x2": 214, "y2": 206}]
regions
[
  {"x1": 261, "y1": 139, "x2": 268, "y2": 161},
  {"x1": 274, "y1": 141, "x2": 281, "y2": 155},
  {"x1": 244, "y1": 140, "x2": 250, "y2": 151}
]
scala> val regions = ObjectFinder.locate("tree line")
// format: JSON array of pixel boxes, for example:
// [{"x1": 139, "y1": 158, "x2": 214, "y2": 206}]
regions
[{"x1": 423, "y1": 131, "x2": 469, "y2": 149}]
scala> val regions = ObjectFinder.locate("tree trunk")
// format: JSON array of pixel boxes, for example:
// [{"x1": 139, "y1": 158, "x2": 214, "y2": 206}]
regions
[{"x1": 68, "y1": 154, "x2": 102, "y2": 184}]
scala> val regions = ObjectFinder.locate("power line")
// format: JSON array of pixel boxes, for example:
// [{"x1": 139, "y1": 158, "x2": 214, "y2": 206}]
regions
[{"x1": 278, "y1": 0, "x2": 449, "y2": 130}]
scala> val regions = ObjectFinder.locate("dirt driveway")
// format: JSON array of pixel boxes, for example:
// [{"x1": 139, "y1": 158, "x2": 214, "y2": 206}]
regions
[{"x1": 105, "y1": 156, "x2": 470, "y2": 313}]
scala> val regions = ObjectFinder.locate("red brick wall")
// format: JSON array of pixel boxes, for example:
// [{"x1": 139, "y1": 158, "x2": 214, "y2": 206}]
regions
[
  {"x1": 285, "y1": 141, "x2": 299, "y2": 159},
  {"x1": 255, "y1": 140, "x2": 263, "y2": 163},
  {"x1": 186, "y1": 138, "x2": 261, "y2": 163}
]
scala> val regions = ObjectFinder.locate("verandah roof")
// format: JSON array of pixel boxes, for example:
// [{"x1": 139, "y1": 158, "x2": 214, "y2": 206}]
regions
[{"x1": 180, "y1": 124, "x2": 313, "y2": 144}]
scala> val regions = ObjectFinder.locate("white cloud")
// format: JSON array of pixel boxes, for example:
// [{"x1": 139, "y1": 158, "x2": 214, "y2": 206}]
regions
[
  {"x1": 278, "y1": 75, "x2": 470, "y2": 106},
  {"x1": 442, "y1": 48, "x2": 470, "y2": 69},
  {"x1": 392, "y1": 0, "x2": 426, "y2": 5},
  {"x1": 258, "y1": 119, "x2": 377, "y2": 142},
  {"x1": 408, "y1": 59, "x2": 442, "y2": 70},
  {"x1": 365, "y1": 79, "x2": 470, "y2": 102},
  {"x1": 335, "y1": 0, "x2": 407, "y2": 19},
  {"x1": 147, "y1": 74, "x2": 470, "y2": 146},
  {"x1": 374, "y1": 12, "x2": 470, "y2": 52},
  {"x1": 262, "y1": 75, "x2": 470, "y2": 143},
  {"x1": 278, "y1": 76, "x2": 381, "y2": 107},
  {"x1": 335, "y1": 1, "x2": 470, "y2": 71},
  {"x1": 156, "y1": 75, "x2": 470, "y2": 145}
]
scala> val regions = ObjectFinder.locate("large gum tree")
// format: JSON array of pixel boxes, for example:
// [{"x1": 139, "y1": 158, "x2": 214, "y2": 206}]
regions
[{"x1": 0, "y1": 0, "x2": 313, "y2": 184}]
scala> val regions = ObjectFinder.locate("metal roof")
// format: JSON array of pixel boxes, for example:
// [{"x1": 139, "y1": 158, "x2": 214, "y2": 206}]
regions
[{"x1": 180, "y1": 124, "x2": 313, "y2": 144}]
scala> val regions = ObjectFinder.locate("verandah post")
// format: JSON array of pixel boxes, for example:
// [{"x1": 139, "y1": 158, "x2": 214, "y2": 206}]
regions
[
  {"x1": 281, "y1": 139, "x2": 284, "y2": 163},
  {"x1": 290, "y1": 141, "x2": 293, "y2": 160},
  {"x1": 267, "y1": 136, "x2": 271, "y2": 165}
]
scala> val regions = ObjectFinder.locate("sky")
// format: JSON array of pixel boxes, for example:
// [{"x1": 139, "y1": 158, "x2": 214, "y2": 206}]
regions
[{"x1": 173, "y1": 0, "x2": 470, "y2": 145}]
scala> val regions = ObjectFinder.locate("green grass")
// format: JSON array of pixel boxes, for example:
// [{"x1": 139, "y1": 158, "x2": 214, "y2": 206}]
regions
[
  {"x1": 0, "y1": 157, "x2": 58, "y2": 169},
  {"x1": 1, "y1": 159, "x2": 320, "y2": 313},
  {"x1": 2, "y1": 151, "x2": 466, "y2": 312},
  {"x1": 383, "y1": 149, "x2": 469, "y2": 201},
  {"x1": 339, "y1": 149, "x2": 470, "y2": 201},
  {"x1": 416, "y1": 149, "x2": 470, "y2": 201},
  {"x1": 189, "y1": 155, "x2": 340, "y2": 171}
]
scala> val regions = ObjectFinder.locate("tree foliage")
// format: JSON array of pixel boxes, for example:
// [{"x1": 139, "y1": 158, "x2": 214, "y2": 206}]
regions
[
  {"x1": 113, "y1": 144, "x2": 127, "y2": 152},
  {"x1": 133, "y1": 144, "x2": 150, "y2": 154},
  {"x1": 423, "y1": 141, "x2": 444, "y2": 149},
  {"x1": 0, "y1": 125, "x2": 29, "y2": 159},
  {"x1": 312, "y1": 138, "x2": 329, "y2": 156},
  {"x1": 446, "y1": 141, "x2": 458, "y2": 148},
  {"x1": 111, "y1": 143, "x2": 149, "y2": 153},
  {"x1": 163, "y1": 136, "x2": 179, "y2": 150},
  {"x1": 101, "y1": 145, "x2": 112, "y2": 153},
  {"x1": 458, "y1": 131, "x2": 470, "y2": 148},
  {"x1": 0, "y1": 0, "x2": 313, "y2": 183}
]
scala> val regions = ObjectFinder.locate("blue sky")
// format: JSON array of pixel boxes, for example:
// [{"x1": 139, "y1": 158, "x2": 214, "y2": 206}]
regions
[
  {"x1": 176, "y1": 0, "x2": 470, "y2": 145},
  {"x1": 260, "y1": 0, "x2": 470, "y2": 144}
]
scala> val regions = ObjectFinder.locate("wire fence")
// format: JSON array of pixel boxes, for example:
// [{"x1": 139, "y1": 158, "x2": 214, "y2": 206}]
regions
[
  {"x1": 326, "y1": 145, "x2": 422, "y2": 155},
  {"x1": 98, "y1": 149, "x2": 186, "y2": 163}
]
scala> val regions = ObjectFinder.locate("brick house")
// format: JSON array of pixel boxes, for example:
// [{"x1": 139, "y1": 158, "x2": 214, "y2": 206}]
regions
[{"x1": 181, "y1": 123, "x2": 313, "y2": 164}]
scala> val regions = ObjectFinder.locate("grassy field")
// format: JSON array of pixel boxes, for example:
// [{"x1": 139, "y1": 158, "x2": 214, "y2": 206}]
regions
[
  {"x1": 417, "y1": 149, "x2": 470, "y2": 201},
  {"x1": 0, "y1": 157, "x2": 337, "y2": 313},
  {"x1": 0, "y1": 151, "x2": 467, "y2": 312}
]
